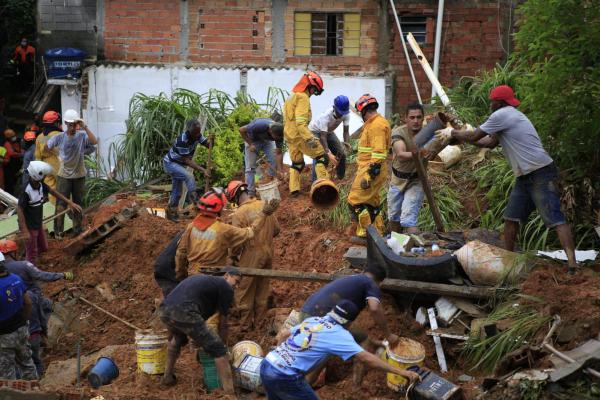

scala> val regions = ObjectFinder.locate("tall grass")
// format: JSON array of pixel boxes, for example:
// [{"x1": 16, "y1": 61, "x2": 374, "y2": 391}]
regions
[{"x1": 417, "y1": 185, "x2": 465, "y2": 231}]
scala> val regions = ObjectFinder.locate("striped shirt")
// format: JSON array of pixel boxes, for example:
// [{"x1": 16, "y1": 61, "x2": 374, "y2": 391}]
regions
[{"x1": 164, "y1": 131, "x2": 208, "y2": 164}]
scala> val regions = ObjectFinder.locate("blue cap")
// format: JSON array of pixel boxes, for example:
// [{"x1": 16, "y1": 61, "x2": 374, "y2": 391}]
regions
[
  {"x1": 333, "y1": 95, "x2": 350, "y2": 116},
  {"x1": 332, "y1": 300, "x2": 359, "y2": 323}
]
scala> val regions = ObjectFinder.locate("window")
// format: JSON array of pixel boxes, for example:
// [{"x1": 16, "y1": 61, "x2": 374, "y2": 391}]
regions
[
  {"x1": 399, "y1": 16, "x2": 427, "y2": 44},
  {"x1": 294, "y1": 12, "x2": 360, "y2": 56}
]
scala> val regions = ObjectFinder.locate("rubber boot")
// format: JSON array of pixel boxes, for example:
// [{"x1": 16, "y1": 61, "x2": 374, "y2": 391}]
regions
[
  {"x1": 161, "y1": 346, "x2": 180, "y2": 386},
  {"x1": 373, "y1": 214, "x2": 385, "y2": 236},
  {"x1": 289, "y1": 168, "x2": 301, "y2": 195},
  {"x1": 389, "y1": 221, "x2": 402, "y2": 234},
  {"x1": 356, "y1": 209, "x2": 371, "y2": 238},
  {"x1": 166, "y1": 206, "x2": 179, "y2": 222}
]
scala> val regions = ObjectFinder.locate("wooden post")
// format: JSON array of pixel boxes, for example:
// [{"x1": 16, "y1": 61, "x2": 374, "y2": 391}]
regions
[{"x1": 204, "y1": 133, "x2": 215, "y2": 193}]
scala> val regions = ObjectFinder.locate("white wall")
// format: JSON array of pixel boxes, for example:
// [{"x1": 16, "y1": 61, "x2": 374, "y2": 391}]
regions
[{"x1": 77, "y1": 66, "x2": 387, "y2": 171}]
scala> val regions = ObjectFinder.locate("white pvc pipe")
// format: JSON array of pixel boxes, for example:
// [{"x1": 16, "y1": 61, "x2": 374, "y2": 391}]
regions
[
  {"x1": 389, "y1": 0, "x2": 422, "y2": 104},
  {"x1": 431, "y1": 0, "x2": 445, "y2": 100}
]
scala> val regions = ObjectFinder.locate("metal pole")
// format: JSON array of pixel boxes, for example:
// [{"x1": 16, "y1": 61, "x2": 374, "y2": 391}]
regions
[
  {"x1": 431, "y1": 0, "x2": 445, "y2": 99},
  {"x1": 389, "y1": 0, "x2": 422, "y2": 103}
]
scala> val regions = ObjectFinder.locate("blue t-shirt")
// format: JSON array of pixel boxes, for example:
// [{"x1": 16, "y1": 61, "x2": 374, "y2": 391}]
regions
[
  {"x1": 265, "y1": 315, "x2": 364, "y2": 375},
  {"x1": 247, "y1": 118, "x2": 283, "y2": 149},
  {"x1": 301, "y1": 274, "x2": 381, "y2": 317},
  {"x1": 164, "y1": 131, "x2": 208, "y2": 164}
]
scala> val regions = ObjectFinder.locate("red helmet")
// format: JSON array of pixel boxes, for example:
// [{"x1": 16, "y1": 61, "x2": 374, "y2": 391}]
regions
[
  {"x1": 24, "y1": 131, "x2": 37, "y2": 141},
  {"x1": 197, "y1": 188, "x2": 228, "y2": 214},
  {"x1": 306, "y1": 71, "x2": 324, "y2": 95},
  {"x1": 226, "y1": 180, "x2": 248, "y2": 202},
  {"x1": 42, "y1": 111, "x2": 61, "y2": 124},
  {"x1": 0, "y1": 239, "x2": 18, "y2": 253},
  {"x1": 355, "y1": 94, "x2": 379, "y2": 113}
]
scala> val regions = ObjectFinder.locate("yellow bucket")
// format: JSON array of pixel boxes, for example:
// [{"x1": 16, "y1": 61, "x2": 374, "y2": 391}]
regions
[
  {"x1": 135, "y1": 329, "x2": 169, "y2": 375},
  {"x1": 382, "y1": 337, "x2": 425, "y2": 391},
  {"x1": 309, "y1": 178, "x2": 339, "y2": 210},
  {"x1": 231, "y1": 340, "x2": 264, "y2": 367}
]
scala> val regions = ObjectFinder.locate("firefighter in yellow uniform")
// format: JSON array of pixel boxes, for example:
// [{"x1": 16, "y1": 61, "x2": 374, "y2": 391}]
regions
[
  {"x1": 35, "y1": 111, "x2": 62, "y2": 202},
  {"x1": 226, "y1": 180, "x2": 279, "y2": 329},
  {"x1": 347, "y1": 94, "x2": 391, "y2": 238},
  {"x1": 175, "y1": 188, "x2": 279, "y2": 281},
  {"x1": 284, "y1": 71, "x2": 335, "y2": 195}
]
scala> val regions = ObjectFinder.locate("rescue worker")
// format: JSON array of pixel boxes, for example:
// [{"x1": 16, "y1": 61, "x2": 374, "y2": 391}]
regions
[
  {"x1": 154, "y1": 231, "x2": 184, "y2": 297},
  {"x1": 0, "y1": 241, "x2": 74, "y2": 377},
  {"x1": 21, "y1": 130, "x2": 37, "y2": 188},
  {"x1": 175, "y1": 188, "x2": 279, "y2": 280},
  {"x1": 12, "y1": 38, "x2": 35, "y2": 89},
  {"x1": 451, "y1": 85, "x2": 578, "y2": 273},
  {"x1": 159, "y1": 266, "x2": 242, "y2": 393},
  {"x1": 387, "y1": 102, "x2": 433, "y2": 234},
  {"x1": 226, "y1": 180, "x2": 280, "y2": 329},
  {"x1": 239, "y1": 118, "x2": 285, "y2": 195},
  {"x1": 35, "y1": 110, "x2": 62, "y2": 200},
  {"x1": 0, "y1": 256, "x2": 37, "y2": 380},
  {"x1": 3, "y1": 129, "x2": 24, "y2": 195},
  {"x1": 163, "y1": 119, "x2": 210, "y2": 221},
  {"x1": 308, "y1": 95, "x2": 351, "y2": 182},
  {"x1": 18, "y1": 161, "x2": 82, "y2": 263},
  {"x1": 347, "y1": 94, "x2": 391, "y2": 239},
  {"x1": 261, "y1": 300, "x2": 419, "y2": 399},
  {"x1": 283, "y1": 71, "x2": 330, "y2": 196}
]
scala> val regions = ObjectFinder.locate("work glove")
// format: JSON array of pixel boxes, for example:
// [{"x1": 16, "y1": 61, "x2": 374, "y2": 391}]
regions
[
  {"x1": 262, "y1": 199, "x2": 280, "y2": 215},
  {"x1": 462, "y1": 123, "x2": 475, "y2": 132},
  {"x1": 63, "y1": 271, "x2": 75, "y2": 281},
  {"x1": 360, "y1": 178, "x2": 371, "y2": 190},
  {"x1": 435, "y1": 126, "x2": 454, "y2": 140}
]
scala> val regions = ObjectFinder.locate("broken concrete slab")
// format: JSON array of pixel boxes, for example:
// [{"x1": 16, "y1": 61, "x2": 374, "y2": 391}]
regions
[
  {"x1": 549, "y1": 339, "x2": 600, "y2": 382},
  {"x1": 343, "y1": 246, "x2": 367, "y2": 268}
]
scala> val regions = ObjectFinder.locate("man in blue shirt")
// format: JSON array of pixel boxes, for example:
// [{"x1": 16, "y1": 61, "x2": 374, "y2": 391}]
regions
[
  {"x1": 301, "y1": 266, "x2": 397, "y2": 346},
  {"x1": 239, "y1": 118, "x2": 284, "y2": 195},
  {"x1": 0, "y1": 258, "x2": 38, "y2": 380},
  {"x1": 261, "y1": 300, "x2": 419, "y2": 400},
  {"x1": 153, "y1": 231, "x2": 184, "y2": 297},
  {"x1": 163, "y1": 119, "x2": 210, "y2": 221}
]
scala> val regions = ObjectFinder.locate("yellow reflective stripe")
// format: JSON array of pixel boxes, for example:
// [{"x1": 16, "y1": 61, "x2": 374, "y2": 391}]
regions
[
  {"x1": 371, "y1": 152, "x2": 387, "y2": 160},
  {"x1": 296, "y1": 117, "x2": 308, "y2": 123},
  {"x1": 358, "y1": 146, "x2": 373, "y2": 152}
]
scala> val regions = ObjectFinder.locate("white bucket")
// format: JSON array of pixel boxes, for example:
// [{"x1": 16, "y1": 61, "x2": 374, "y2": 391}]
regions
[
  {"x1": 256, "y1": 180, "x2": 280, "y2": 202},
  {"x1": 231, "y1": 340, "x2": 264, "y2": 367},
  {"x1": 135, "y1": 329, "x2": 169, "y2": 375},
  {"x1": 437, "y1": 145, "x2": 462, "y2": 168},
  {"x1": 454, "y1": 240, "x2": 525, "y2": 286},
  {"x1": 233, "y1": 354, "x2": 265, "y2": 393}
]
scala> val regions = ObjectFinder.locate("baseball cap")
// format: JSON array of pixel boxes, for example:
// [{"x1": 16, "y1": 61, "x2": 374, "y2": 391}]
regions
[
  {"x1": 489, "y1": 85, "x2": 520, "y2": 107},
  {"x1": 329, "y1": 300, "x2": 360, "y2": 324}
]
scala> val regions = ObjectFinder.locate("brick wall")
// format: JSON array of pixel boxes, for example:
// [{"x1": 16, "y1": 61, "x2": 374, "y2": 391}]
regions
[
  {"x1": 187, "y1": 0, "x2": 272, "y2": 64},
  {"x1": 103, "y1": 0, "x2": 181, "y2": 63},
  {"x1": 390, "y1": 1, "x2": 509, "y2": 108}
]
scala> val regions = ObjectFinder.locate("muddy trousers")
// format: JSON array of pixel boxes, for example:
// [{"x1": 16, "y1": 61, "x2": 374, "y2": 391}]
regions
[
  {"x1": 287, "y1": 135, "x2": 329, "y2": 193},
  {"x1": 54, "y1": 176, "x2": 85, "y2": 235},
  {"x1": 348, "y1": 164, "x2": 388, "y2": 237},
  {"x1": 236, "y1": 276, "x2": 270, "y2": 329},
  {"x1": 29, "y1": 333, "x2": 43, "y2": 377},
  {"x1": 0, "y1": 326, "x2": 38, "y2": 380}
]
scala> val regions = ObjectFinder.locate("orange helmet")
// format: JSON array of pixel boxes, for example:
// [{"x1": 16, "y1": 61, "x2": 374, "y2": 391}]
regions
[
  {"x1": 306, "y1": 71, "x2": 324, "y2": 95},
  {"x1": 42, "y1": 111, "x2": 61, "y2": 124},
  {"x1": 355, "y1": 94, "x2": 379, "y2": 114},
  {"x1": 226, "y1": 180, "x2": 248, "y2": 202},
  {"x1": 197, "y1": 188, "x2": 228, "y2": 214},
  {"x1": 0, "y1": 239, "x2": 18, "y2": 253},
  {"x1": 24, "y1": 131, "x2": 36, "y2": 141}
]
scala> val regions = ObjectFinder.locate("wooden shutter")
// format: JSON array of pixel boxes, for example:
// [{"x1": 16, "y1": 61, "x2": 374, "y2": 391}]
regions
[
  {"x1": 294, "y1": 13, "x2": 312, "y2": 56},
  {"x1": 343, "y1": 13, "x2": 360, "y2": 56}
]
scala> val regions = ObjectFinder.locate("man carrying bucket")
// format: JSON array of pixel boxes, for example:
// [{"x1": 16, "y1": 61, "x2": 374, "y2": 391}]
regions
[
  {"x1": 158, "y1": 267, "x2": 242, "y2": 393},
  {"x1": 261, "y1": 300, "x2": 419, "y2": 399},
  {"x1": 226, "y1": 180, "x2": 280, "y2": 329}
]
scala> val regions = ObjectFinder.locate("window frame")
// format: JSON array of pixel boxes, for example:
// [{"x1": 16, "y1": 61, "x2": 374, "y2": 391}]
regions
[{"x1": 293, "y1": 11, "x2": 361, "y2": 57}]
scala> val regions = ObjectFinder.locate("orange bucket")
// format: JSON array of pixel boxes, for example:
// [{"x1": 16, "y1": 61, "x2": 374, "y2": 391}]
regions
[{"x1": 309, "y1": 179, "x2": 339, "y2": 210}]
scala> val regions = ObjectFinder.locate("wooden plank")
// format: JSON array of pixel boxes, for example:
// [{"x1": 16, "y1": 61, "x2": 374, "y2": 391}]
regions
[{"x1": 197, "y1": 267, "x2": 497, "y2": 299}]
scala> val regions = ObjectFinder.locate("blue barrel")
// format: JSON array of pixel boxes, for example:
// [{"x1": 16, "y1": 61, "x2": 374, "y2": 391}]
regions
[
  {"x1": 44, "y1": 47, "x2": 86, "y2": 79},
  {"x1": 88, "y1": 356, "x2": 119, "y2": 389}
]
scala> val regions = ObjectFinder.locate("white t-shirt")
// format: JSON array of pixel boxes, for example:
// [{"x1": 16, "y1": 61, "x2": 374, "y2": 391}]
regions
[{"x1": 308, "y1": 107, "x2": 350, "y2": 135}]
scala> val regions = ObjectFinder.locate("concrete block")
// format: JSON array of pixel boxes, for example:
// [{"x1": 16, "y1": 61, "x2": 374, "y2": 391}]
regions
[
  {"x1": 344, "y1": 246, "x2": 367, "y2": 268},
  {"x1": 67, "y1": 0, "x2": 84, "y2": 6},
  {"x1": 38, "y1": 5, "x2": 54, "y2": 15}
]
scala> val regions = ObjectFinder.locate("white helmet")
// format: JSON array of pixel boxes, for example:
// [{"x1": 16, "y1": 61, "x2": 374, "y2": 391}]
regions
[
  {"x1": 63, "y1": 109, "x2": 80, "y2": 123},
  {"x1": 27, "y1": 161, "x2": 54, "y2": 181}
]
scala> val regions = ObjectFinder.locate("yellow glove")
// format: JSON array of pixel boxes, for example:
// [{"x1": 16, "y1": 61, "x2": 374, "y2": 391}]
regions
[
  {"x1": 63, "y1": 271, "x2": 74, "y2": 281},
  {"x1": 436, "y1": 126, "x2": 454, "y2": 140}
]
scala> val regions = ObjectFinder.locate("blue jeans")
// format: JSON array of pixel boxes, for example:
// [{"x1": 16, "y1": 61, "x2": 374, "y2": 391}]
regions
[
  {"x1": 245, "y1": 141, "x2": 277, "y2": 193},
  {"x1": 504, "y1": 163, "x2": 566, "y2": 228},
  {"x1": 163, "y1": 158, "x2": 196, "y2": 207},
  {"x1": 260, "y1": 360, "x2": 318, "y2": 400},
  {"x1": 387, "y1": 181, "x2": 425, "y2": 227}
]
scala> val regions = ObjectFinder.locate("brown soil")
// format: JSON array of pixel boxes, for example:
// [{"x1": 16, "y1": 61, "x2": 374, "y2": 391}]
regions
[{"x1": 32, "y1": 173, "x2": 600, "y2": 400}]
